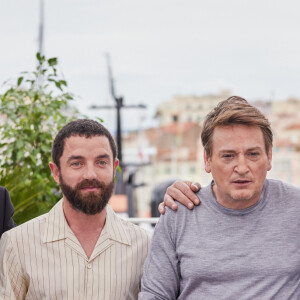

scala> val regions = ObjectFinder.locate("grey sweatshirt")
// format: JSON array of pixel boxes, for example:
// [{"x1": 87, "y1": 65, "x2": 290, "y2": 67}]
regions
[{"x1": 140, "y1": 179, "x2": 300, "y2": 299}]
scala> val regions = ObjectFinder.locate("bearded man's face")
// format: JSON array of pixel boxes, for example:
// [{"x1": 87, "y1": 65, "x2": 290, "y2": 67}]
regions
[
  {"x1": 49, "y1": 135, "x2": 119, "y2": 215},
  {"x1": 59, "y1": 175, "x2": 114, "y2": 215}
]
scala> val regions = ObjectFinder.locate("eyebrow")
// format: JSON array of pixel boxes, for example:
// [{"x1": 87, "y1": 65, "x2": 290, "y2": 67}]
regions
[
  {"x1": 67, "y1": 155, "x2": 84, "y2": 163},
  {"x1": 219, "y1": 147, "x2": 262, "y2": 153},
  {"x1": 246, "y1": 147, "x2": 263, "y2": 152},
  {"x1": 96, "y1": 154, "x2": 111, "y2": 161}
]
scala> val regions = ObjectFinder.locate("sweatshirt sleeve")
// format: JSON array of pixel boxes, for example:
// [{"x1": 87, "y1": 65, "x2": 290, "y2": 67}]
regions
[{"x1": 139, "y1": 209, "x2": 180, "y2": 299}]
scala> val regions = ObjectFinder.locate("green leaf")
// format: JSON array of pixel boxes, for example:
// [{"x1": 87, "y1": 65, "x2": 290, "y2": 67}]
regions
[
  {"x1": 16, "y1": 140, "x2": 24, "y2": 149},
  {"x1": 25, "y1": 79, "x2": 35, "y2": 85},
  {"x1": 41, "y1": 145, "x2": 50, "y2": 152},
  {"x1": 116, "y1": 165, "x2": 122, "y2": 174},
  {"x1": 0, "y1": 143, "x2": 8, "y2": 148},
  {"x1": 60, "y1": 80, "x2": 67, "y2": 87},
  {"x1": 48, "y1": 57, "x2": 58, "y2": 66},
  {"x1": 63, "y1": 93, "x2": 73, "y2": 100},
  {"x1": 17, "y1": 77, "x2": 24, "y2": 86},
  {"x1": 96, "y1": 117, "x2": 104, "y2": 123},
  {"x1": 55, "y1": 81, "x2": 62, "y2": 91},
  {"x1": 29, "y1": 155, "x2": 37, "y2": 164},
  {"x1": 36, "y1": 52, "x2": 45, "y2": 64},
  {"x1": 16, "y1": 149, "x2": 24, "y2": 161}
]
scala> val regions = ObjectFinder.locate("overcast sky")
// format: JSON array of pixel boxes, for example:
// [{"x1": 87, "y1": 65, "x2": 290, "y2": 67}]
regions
[{"x1": 1, "y1": 0, "x2": 300, "y2": 132}]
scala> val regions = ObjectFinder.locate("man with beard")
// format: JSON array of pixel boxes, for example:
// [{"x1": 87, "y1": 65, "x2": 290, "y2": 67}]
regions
[{"x1": 0, "y1": 119, "x2": 151, "y2": 299}]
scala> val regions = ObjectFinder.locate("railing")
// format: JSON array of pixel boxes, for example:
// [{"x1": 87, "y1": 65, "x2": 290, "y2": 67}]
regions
[{"x1": 126, "y1": 217, "x2": 159, "y2": 225}]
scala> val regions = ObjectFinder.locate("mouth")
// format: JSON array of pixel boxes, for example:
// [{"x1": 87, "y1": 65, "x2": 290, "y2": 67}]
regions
[
  {"x1": 232, "y1": 179, "x2": 251, "y2": 186},
  {"x1": 80, "y1": 187, "x2": 100, "y2": 192}
]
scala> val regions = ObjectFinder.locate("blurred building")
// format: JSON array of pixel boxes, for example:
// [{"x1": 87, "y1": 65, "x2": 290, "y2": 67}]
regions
[
  {"x1": 156, "y1": 90, "x2": 231, "y2": 126},
  {"x1": 267, "y1": 97, "x2": 300, "y2": 186},
  {"x1": 123, "y1": 121, "x2": 205, "y2": 217}
]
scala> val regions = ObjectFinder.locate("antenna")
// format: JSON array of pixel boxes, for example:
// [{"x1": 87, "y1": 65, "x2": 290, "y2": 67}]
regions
[{"x1": 105, "y1": 53, "x2": 117, "y2": 100}]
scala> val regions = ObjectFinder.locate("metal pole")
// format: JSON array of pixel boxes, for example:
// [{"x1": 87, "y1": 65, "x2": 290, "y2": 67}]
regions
[
  {"x1": 116, "y1": 97, "x2": 123, "y2": 164},
  {"x1": 38, "y1": 0, "x2": 44, "y2": 55}
]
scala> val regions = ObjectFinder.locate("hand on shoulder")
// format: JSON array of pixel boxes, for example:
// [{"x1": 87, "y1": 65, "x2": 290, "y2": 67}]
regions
[{"x1": 158, "y1": 180, "x2": 201, "y2": 215}]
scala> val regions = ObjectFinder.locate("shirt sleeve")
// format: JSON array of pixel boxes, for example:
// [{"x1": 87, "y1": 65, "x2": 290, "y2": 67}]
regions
[
  {"x1": 0, "y1": 232, "x2": 27, "y2": 299},
  {"x1": 139, "y1": 209, "x2": 180, "y2": 299}
]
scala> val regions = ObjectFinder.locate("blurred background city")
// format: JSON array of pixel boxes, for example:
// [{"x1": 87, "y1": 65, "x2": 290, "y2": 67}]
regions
[{"x1": 1, "y1": 0, "x2": 300, "y2": 222}]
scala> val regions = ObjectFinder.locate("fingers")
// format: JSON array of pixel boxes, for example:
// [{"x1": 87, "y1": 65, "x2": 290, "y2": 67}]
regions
[
  {"x1": 173, "y1": 181, "x2": 200, "y2": 206},
  {"x1": 159, "y1": 180, "x2": 202, "y2": 214},
  {"x1": 158, "y1": 202, "x2": 166, "y2": 215},
  {"x1": 163, "y1": 194, "x2": 178, "y2": 211},
  {"x1": 164, "y1": 181, "x2": 199, "y2": 209},
  {"x1": 191, "y1": 182, "x2": 201, "y2": 193},
  {"x1": 158, "y1": 196, "x2": 178, "y2": 215}
]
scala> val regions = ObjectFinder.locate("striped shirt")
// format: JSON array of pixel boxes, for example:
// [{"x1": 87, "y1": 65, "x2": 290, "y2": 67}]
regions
[{"x1": 0, "y1": 200, "x2": 151, "y2": 300}]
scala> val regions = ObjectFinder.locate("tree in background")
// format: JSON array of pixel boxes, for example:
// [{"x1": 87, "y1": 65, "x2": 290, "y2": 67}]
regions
[{"x1": 0, "y1": 53, "x2": 78, "y2": 224}]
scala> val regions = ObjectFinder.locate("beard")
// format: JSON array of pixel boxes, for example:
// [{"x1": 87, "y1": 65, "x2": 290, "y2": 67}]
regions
[{"x1": 59, "y1": 173, "x2": 115, "y2": 215}]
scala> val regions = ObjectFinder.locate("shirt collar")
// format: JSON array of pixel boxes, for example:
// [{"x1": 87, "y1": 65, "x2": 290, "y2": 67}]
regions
[
  {"x1": 43, "y1": 200, "x2": 67, "y2": 243},
  {"x1": 42, "y1": 200, "x2": 131, "y2": 246},
  {"x1": 104, "y1": 204, "x2": 131, "y2": 246}
]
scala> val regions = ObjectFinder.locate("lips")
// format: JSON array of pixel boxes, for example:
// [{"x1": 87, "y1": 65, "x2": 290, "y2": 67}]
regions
[
  {"x1": 81, "y1": 186, "x2": 99, "y2": 189},
  {"x1": 77, "y1": 179, "x2": 105, "y2": 190},
  {"x1": 80, "y1": 186, "x2": 100, "y2": 191},
  {"x1": 232, "y1": 179, "x2": 251, "y2": 185},
  {"x1": 234, "y1": 180, "x2": 250, "y2": 183}
]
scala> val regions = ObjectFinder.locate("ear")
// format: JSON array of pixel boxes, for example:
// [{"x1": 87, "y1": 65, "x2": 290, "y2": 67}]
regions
[
  {"x1": 204, "y1": 151, "x2": 212, "y2": 173},
  {"x1": 49, "y1": 162, "x2": 60, "y2": 184},
  {"x1": 113, "y1": 159, "x2": 119, "y2": 175},
  {"x1": 267, "y1": 148, "x2": 272, "y2": 171}
]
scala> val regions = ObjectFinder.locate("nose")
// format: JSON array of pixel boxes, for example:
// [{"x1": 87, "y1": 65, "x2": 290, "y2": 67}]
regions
[
  {"x1": 234, "y1": 155, "x2": 249, "y2": 175},
  {"x1": 83, "y1": 163, "x2": 97, "y2": 180}
]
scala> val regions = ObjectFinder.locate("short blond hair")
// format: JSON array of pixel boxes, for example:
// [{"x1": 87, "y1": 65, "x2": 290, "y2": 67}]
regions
[{"x1": 201, "y1": 96, "x2": 273, "y2": 157}]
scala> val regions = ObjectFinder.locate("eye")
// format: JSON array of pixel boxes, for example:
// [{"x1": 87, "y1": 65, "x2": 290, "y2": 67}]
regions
[
  {"x1": 248, "y1": 152, "x2": 259, "y2": 157},
  {"x1": 222, "y1": 153, "x2": 234, "y2": 160},
  {"x1": 71, "y1": 161, "x2": 82, "y2": 168},
  {"x1": 97, "y1": 160, "x2": 107, "y2": 166}
]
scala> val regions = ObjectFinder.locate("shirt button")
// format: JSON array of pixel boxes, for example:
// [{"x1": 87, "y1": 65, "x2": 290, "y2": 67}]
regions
[{"x1": 87, "y1": 264, "x2": 92, "y2": 269}]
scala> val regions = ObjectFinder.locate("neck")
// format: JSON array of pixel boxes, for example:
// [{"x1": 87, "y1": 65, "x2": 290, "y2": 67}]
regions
[
  {"x1": 62, "y1": 197, "x2": 107, "y2": 233},
  {"x1": 212, "y1": 184, "x2": 261, "y2": 210}
]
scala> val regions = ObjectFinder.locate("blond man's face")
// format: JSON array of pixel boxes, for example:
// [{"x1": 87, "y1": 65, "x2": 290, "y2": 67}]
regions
[{"x1": 204, "y1": 124, "x2": 272, "y2": 209}]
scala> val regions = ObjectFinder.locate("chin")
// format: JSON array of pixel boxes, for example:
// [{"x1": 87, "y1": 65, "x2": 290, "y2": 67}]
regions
[
  {"x1": 231, "y1": 191, "x2": 256, "y2": 203},
  {"x1": 231, "y1": 189, "x2": 250, "y2": 199}
]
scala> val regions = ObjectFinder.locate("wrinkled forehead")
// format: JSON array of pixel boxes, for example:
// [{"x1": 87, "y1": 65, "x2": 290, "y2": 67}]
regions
[{"x1": 211, "y1": 125, "x2": 266, "y2": 152}]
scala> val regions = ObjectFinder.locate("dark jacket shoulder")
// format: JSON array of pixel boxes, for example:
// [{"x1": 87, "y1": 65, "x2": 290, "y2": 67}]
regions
[{"x1": 0, "y1": 186, "x2": 16, "y2": 238}]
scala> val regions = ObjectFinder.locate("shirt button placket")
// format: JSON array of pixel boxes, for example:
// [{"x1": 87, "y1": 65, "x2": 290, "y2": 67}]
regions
[{"x1": 85, "y1": 262, "x2": 92, "y2": 299}]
